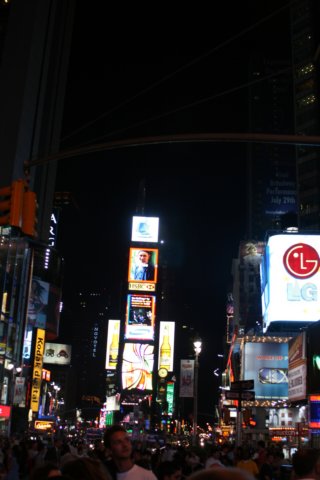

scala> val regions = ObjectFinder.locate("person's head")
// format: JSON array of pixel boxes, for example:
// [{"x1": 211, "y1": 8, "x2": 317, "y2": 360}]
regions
[
  {"x1": 62, "y1": 457, "x2": 111, "y2": 480},
  {"x1": 29, "y1": 462, "x2": 64, "y2": 480},
  {"x1": 292, "y1": 448, "x2": 320, "y2": 479},
  {"x1": 188, "y1": 467, "x2": 255, "y2": 480},
  {"x1": 138, "y1": 250, "x2": 151, "y2": 264},
  {"x1": 156, "y1": 461, "x2": 183, "y2": 480},
  {"x1": 103, "y1": 425, "x2": 132, "y2": 461}
]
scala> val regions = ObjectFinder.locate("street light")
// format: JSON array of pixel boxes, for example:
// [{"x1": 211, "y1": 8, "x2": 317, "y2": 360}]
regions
[{"x1": 193, "y1": 338, "x2": 202, "y2": 446}]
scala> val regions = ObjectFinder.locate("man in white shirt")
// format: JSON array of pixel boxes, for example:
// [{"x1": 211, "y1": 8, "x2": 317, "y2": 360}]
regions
[{"x1": 103, "y1": 425, "x2": 157, "y2": 480}]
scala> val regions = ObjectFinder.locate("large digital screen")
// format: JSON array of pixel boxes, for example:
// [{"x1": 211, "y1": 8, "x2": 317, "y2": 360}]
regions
[
  {"x1": 27, "y1": 277, "x2": 49, "y2": 329},
  {"x1": 309, "y1": 396, "x2": 320, "y2": 429},
  {"x1": 131, "y1": 216, "x2": 159, "y2": 243},
  {"x1": 128, "y1": 247, "x2": 158, "y2": 292},
  {"x1": 26, "y1": 277, "x2": 61, "y2": 340},
  {"x1": 261, "y1": 234, "x2": 320, "y2": 331},
  {"x1": 125, "y1": 295, "x2": 155, "y2": 341},
  {"x1": 121, "y1": 343, "x2": 154, "y2": 391},
  {"x1": 243, "y1": 341, "x2": 288, "y2": 399}
]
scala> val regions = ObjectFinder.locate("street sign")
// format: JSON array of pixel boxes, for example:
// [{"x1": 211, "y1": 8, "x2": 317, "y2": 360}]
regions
[
  {"x1": 231, "y1": 379, "x2": 254, "y2": 391},
  {"x1": 225, "y1": 390, "x2": 255, "y2": 401}
]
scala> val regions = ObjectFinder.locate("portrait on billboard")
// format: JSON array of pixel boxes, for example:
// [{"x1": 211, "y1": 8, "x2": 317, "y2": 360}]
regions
[
  {"x1": 128, "y1": 248, "x2": 158, "y2": 284},
  {"x1": 27, "y1": 277, "x2": 49, "y2": 329},
  {"x1": 121, "y1": 343, "x2": 154, "y2": 391}
]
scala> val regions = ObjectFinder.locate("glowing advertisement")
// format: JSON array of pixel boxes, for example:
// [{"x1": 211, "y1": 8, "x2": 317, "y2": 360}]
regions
[
  {"x1": 27, "y1": 277, "x2": 49, "y2": 329},
  {"x1": 166, "y1": 382, "x2": 174, "y2": 415},
  {"x1": 31, "y1": 328, "x2": 45, "y2": 412},
  {"x1": 125, "y1": 295, "x2": 155, "y2": 341},
  {"x1": 309, "y1": 395, "x2": 320, "y2": 428},
  {"x1": 131, "y1": 216, "x2": 159, "y2": 243},
  {"x1": 261, "y1": 234, "x2": 320, "y2": 331},
  {"x1": 43, "y1": 343, "x2": 71, "y2": 365},
  {"x1": 128, "y1": 247, "x2": 158, "y2": 292},
  {"x1": 105, "y1": 320, "x2": 121, "y2": 370},
  {"x1": 288, "y1": 362, "x2": 307, "y2": 401},
  {"x1": 243, "y1": 342, "x2": 288, "y2": 400},
  {"x1": 158, "y1": 321, "x2": 175, "y2": 372},
  {"x1": 307, "y1": 322, "x2": 320, "y2": 394},
  {"x1": 179, "y1": 359, "x2": 194, "y2": 398},
  {"x1": 121, "y1": 343, "x2": 154, "y2": 391}
]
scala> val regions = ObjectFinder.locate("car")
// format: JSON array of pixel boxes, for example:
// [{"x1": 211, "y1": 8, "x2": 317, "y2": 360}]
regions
[
  {"x1": 45, "y1": 349, "x2": 55, "y2": 357},
  {"x1": 57, "y1": 350, "x2": 68, "y2": 358}
]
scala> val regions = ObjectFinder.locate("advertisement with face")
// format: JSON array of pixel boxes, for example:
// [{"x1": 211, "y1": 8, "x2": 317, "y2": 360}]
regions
[
  {"x1": 121, "y1": 343, "x2": 154, "y2": 391},
  {"x1": 27, "y1": 277, "x2": 49, "y2": 329},
  {"x1": 128, "y1": 248, "x2": 158, "y2": 292},
  {"x1": 125, "y1": 295, "x2": 155, "y2": 340},
  {"x1": 243, "y1": 341, "x2": 288, "y2": 399}
]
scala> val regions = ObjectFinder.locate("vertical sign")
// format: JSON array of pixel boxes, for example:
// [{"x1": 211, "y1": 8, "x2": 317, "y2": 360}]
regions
[
  {"x1": 179, "y1": 359, "x2": 194, "y2": 398},
  {"x1": 31, "y1": 328, "x2": 45, "y2": 412},
  {"x1": 158, "y1": 322, "x2": 175, "y2": 372},
  {"x1": 105, "y1": 320, "x2": 120, "y2": 370}
]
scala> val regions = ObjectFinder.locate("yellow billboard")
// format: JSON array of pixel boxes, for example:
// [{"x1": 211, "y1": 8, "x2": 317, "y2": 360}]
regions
[{"x1": 30, "y1": 328, "x2": 45, "y2": 412}]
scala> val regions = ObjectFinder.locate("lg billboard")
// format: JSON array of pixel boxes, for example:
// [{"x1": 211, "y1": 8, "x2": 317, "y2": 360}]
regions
[{"x1": 261, "y1": 234, "x2": 320, "y2": 332}]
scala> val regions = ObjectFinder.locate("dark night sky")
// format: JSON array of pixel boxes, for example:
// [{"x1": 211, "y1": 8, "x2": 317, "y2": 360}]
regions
[{"x1": 55, "y1": 2, "x2": 292, "y2": 418}]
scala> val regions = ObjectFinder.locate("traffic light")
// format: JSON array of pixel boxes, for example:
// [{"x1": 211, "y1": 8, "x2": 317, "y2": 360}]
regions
[
  {"x1": 0, "y1": 179, "x2": 24, "y2": 228},
  {"x1": 22, "y1": 190, "x2": 37, "y2": 237}
]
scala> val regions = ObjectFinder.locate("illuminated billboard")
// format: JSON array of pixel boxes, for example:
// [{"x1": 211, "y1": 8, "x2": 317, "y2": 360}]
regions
[
  {"x1": 179, "y1": 359, "x2": 194, "y2": 398},
  {"x1": 243, "y1": 341, "x2": 288, "y2": 400},
  {"x1": 261, "y1": 234, "x2": 320, "y2": 331},
  {"x1": 121, "y1": 343, "x2": 154, "y2": 391},
  {"x1": 288, "y1": 332, "x2": 307, "y2": 401},
  {"x1": 128, "y1": 247, "x2": 158, "y2": 292},
  {"x1": 131, "y1": 216, "x2": 159, "y2": 243},
  {"x1": 105, "y1": 320, "x2": 121, "y2": 370},
  {"x1": 27, "y1": 277, "x2": 49, "y2": 329},
  {"x1": 43, "y1": 343, "x2": 71, "y2": 365},
  {"x1": 31, "y1": 329, "x2": 45, "y2": 412},
  {"x1": 125, "y1": 295, "x2": 155, "y2": 341},
  {"x1": 307, "y1": 322, "x2": 320, "y2": 394},
  {"x1": 158, "y1": 321, "x2": 175, "y2": 372}
]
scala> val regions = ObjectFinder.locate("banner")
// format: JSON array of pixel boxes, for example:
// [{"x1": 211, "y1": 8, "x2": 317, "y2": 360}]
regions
[{"x1": 179, "y1": 359, "x2": 194, "y2": 398}]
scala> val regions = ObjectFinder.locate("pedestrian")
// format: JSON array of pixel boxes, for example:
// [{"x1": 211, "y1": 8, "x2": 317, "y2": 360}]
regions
[
  {"x1": 103, "y1": 424, "x2": 157, "y2": 479},
  {"x1": 292, "y1": 448, "x2": 320, "y2": 480}
]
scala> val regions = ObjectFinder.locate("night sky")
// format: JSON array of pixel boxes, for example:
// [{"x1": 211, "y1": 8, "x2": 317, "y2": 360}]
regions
[{"x1": 55, "y1": 2, "x2": 292, "y2": 419}]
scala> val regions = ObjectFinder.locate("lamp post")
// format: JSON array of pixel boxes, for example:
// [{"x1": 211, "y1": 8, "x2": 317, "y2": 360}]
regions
[{"x1": 193, "y1": 338, "x2": 202, "y2": 446}]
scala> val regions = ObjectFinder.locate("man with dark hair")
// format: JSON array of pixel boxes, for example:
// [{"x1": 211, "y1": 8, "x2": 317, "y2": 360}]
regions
[
  {"x1": 292, "y1": 448, "x2": 320, "y2": 479},
  {"x1": 133, "y1": 250, "x2": 155, "y2": 281},
  {"x1": 103, "y1": 425, "x2": 157, "y2": 479}
]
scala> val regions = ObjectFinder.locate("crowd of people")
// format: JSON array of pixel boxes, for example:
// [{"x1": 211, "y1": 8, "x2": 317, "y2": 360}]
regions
[{"x1": 0, "y1": 427, "x2": 317, "y2": 480}]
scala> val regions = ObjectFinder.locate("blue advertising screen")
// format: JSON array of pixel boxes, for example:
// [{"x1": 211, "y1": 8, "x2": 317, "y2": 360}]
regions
[{"x1": 243, "y1": 342, "x2": 288, "y2": 399}]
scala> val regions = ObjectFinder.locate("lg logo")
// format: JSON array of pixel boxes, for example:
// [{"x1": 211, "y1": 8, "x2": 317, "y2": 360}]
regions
[{"x1": 283, "y1": 243, "x2": 320, "y2": 279}]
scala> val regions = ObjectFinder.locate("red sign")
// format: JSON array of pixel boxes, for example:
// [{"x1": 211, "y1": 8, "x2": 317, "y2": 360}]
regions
[
  {"x1": 0, "y1": 405, "x2": 11, "y2": 418},
  {"x1": 283, "y1": 243, "x2": 320, "y2": 279}
]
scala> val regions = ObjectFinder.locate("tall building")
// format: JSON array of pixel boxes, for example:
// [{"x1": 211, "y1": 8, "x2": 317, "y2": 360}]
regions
[
  {"x1": 246, "y1": 58, "x2": 297, "y2": 241},
  {"x1": 291, "y1": 0, "x2": 320, "y2": 230},
  {"x1": 62, "y1": 289, "x2": 109, "y2": 420}
]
